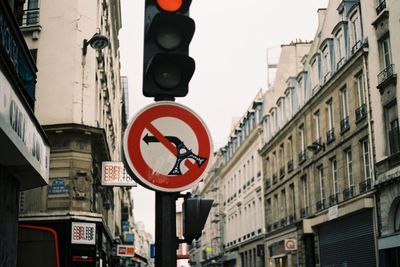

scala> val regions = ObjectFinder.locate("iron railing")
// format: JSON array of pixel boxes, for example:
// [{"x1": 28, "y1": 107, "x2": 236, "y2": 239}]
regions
[
  {"x1": 20, "y1": 8, "x2": 40, "y2": 27},
  {"x1": 376, "y1": 0, "x2": 386, "y2": 14},
  {"x1": 340, "y1": 116, "x2": 350, "y2": 133},
  {"x1": 355, "y1": 104, "x2": 367, "y2": 122},
  {"x1": 378, "y1": 64, "x2": 395, "y2": 86},
  {"x1": 327, "y1": 128, "x2": 335, "y2": 143}
]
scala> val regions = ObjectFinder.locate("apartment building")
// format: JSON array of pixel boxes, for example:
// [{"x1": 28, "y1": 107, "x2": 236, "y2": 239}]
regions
[
  {"x1": 365, "y1": 0, "x2": 400, "y2": 265},
  {"x1": 15, "y1": 0, "x2": 132, "y2": 266},
  {"x1": 260, "y1": 1, "x2": 377, "y2": 266},
  {"x1": 0, "y1": 1, "x2": 50, "y2": 266}
]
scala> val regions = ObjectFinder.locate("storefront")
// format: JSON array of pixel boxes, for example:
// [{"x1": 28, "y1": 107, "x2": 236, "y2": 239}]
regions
[
  {"x1": 0, "y1": 1, "x2": 50, "y2": 266},
  {"x1": 317, "y1": 210, "x2": 376, "y2": 267}
]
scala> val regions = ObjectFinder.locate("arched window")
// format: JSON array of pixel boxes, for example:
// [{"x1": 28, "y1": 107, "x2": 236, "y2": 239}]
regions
[{"x1": 395, "y1": 202, "x2": 400, "y2": 232}]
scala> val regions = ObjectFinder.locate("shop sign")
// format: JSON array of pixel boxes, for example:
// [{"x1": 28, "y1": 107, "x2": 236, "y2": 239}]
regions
[
  {"x1": 328, "y1": 205, "x2": 338, "y2": 220},
  {"x1": 101, "y1": 161, "x2": 137, "y2": 186},
  {"x1": 284, "y1": 239, "x2": 297, "y2": 251},
  {"x1": 117, "y1": 245, "x2": 135, "y2": 257},
  {"x1": 0, "y1": 70, "x2": 49, "y2": 184},
  {"x1": 71, "y1": 222, "x2": 96, "y2": 245},
  {"x1": 47, "y1": 179, "x2": 70, "y2": 195}
]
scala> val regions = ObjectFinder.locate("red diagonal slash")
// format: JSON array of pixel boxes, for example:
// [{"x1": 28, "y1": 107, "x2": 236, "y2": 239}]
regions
[{"x1": 146, "y1": 122, "x2": 195, "y2": 169}]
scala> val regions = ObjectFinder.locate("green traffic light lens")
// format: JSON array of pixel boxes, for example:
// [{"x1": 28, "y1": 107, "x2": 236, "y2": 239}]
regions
[
  {"x1": 156, "y1": 24, "x2": 182, "y2": 50},
  {"x1": 154, "y1": 62, "x2": 182, "y2": 89}
]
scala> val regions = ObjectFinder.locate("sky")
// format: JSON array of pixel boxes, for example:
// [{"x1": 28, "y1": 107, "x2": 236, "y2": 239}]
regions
[{"x1": 119, "y1": 0, "x2": 329, "y2": 239}]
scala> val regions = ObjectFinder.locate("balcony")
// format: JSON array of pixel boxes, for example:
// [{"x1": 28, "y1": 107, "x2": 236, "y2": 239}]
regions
[
  {"x1": 324, "y1": 72, "x2": 331, "y2": 83},
  {"x1": 273, "y1": 222, "x2": 279, "y2": 229},
  {"x1": 266, "y1": 224, "x2": 272, "y2": 232},
  {"x1": 280, "y1": 217, "x2": 287, "y2": 227},
  {"x1": 343, "y1": 185, "x2": 355, "y2": 200},
  {"x1": 377, "y1": 64, "x2": 396, "y2": 90},
  {"x1": 272, "y1": 173, "x2": 278, "y2": 184},
  {"x1": 20, "y1": 8, "x2": 40, "y2": 27},
  {"x1": 326, "y1": 128, "x2": 335, "y2": 143},
  {"x1": 287, "y1": 159, "x2": 293, "y2": 173},
  {"x1": 298, "y1": 150, "x2": 307, "y2": 164},
  {"x1": 351, "y1": 40, "x2": 362, "y2": 55},
  {"x1": 300, "y1": 207, "x2": 309, "y2": 218},
  {"x1": 329, "y1": 193, "x2": 339, "y2": 206},
  {"x1": 376, "y1": 0, "x2": 386, "y2": 14},
  {"x1": 337, "y1": 57, "x2": 346, "y2": 69},
  {"x1": 288, "y1": 213, "x2": 296, "y2": 224},
  {"x1": 340, "y1": 116, "x2": 350, "y2": 134},
  {"x1": 316, "y1": 199, "x2": 326, "y2": 212},
  {"x1": 265, "y1": 179, "x2": 271, "y2": 189},
  {"x1": 359, "y1": 178, "x2": 372, "y2": 193},
  {"x1": 355, "y1": 104, "x2": 367, "y2": 122},
  {"x1": 279, "y1": 166, "x2": 285, "y2": 179}
]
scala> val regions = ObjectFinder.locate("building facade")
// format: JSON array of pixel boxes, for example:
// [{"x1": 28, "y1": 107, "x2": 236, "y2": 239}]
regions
[
  {"x1": 260, "y1": 1, "x2": 382, "y2": 266},
  {"x1": 0, "y1": 1, "x2": 50, "y2": 266},
  {"x1": 16, "y1": 0, "x2": 132, "y2": 266}
]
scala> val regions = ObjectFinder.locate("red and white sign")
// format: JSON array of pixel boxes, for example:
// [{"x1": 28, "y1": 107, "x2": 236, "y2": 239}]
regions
[
  {"x1": 117, "y1": 245, "x2": 135, "y2": 257},
  {"x1": 123, "y1": 102, "x2": 213, "y2": 192},
  {"x1": 101, "y1": 161, "x2": 137, "y2": 187},
  {"x1": 71, "y1": 222, "x2": 96, "y2": 245}
]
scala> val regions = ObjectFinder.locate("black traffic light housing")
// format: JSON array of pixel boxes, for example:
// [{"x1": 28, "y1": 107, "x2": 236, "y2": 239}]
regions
[
  {"x1": 182, "y1": 196, "x2": 213, "y2": 243},
  {"x1": 143, "y1": 0, "x2": 195, "y2": 100}
]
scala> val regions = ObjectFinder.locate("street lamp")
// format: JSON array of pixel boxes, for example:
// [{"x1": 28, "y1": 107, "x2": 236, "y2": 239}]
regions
[
  {"x1": 307, "y1": 142, "x2": 325, "y2": 153},
  {"x1": 82, "y1": 33, "x2": 109, "y2": 55}
]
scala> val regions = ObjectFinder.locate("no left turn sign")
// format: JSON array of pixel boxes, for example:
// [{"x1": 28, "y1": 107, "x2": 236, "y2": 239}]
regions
[{"x1": 123, "y1": 102, "x2": 213, "y2": 192}]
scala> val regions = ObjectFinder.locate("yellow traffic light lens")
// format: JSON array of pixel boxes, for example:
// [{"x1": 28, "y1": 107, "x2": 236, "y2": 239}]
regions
[
  {"x1": 156, "y1": 24, "x2": 182, "y2": 50},
  {"x1": 154, "y1": 62, "x2": 182, "y2": 89},
  {"x1": 156, "y1": 0, "x2": 183, "y2": 12}
]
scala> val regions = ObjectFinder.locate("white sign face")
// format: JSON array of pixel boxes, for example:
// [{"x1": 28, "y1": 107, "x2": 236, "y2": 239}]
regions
[
  {"x1": 0, "y1": 70, "x2": 49, "y2": 183},
  {"x1": 328, "y1": 205, "x2": 339, "y2": 220},
  {"x1": 117, "y1": 245, "x2": 135, "y2": 257},
  {"x1": 71, "y1": 222, "x2": 96, "y2": 245},
  {"x1": 101, "y1": 161, "x2": 137, "y2": 187}
]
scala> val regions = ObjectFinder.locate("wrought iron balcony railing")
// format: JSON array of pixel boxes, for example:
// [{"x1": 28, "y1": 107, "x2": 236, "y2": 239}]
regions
[
  {"x1": 355, "y1": 104, "x2": 367, "y2": 122},
  {"x1": 343, "y1": 185, "x2": 355, "y2": 200},
  {"x1": 287, "y1": 159, "x2": 293, "y2": 172},
  {"x1": 272, "y1": 173, "x2": 278, "y2": 184},
  {"x1": 389, "y1": 126, "x2": 400, "y2": 155},
  {"x1": 298, "y1": 150, "x2": 307, "y2": 164},
  {"x1": 359, "y1": 178, "x2": 372, "y2": 193},
  {"x1": 326, "y1": 128, "x2": 335, "y2": 143},
  {"x1": 20, "y1": 8, "x2": 40, "y2": 27},
  {"x1": 265, "y1": 179, "x2": 271, "y2": 189},
  {"x1": 340, "y1": 116, "x2": 350, "y2": 133},
  {"x1": 300, "y1": 207, "x2": 309, "y2": 218},
  {"x1": 279, "y1": 166, "x2": 285, "y2": 178},
  {"x1": 316, "y1": 199, "x2": 326, "y2": 212},
  {"x1": 376, "y1": 0, "x2": 386, "y2": 14},
  {"x1": 280, "y1": 217, "x2": 287, "y2": 227},
  {"x1": 378, "y1": 64, "x2": 395, "y2": 87},
  {"x1": 337, "y1": 57, "x2": 346, "y2": 69},
  {"x1": 288, "y1": 213, "x2": 296, "y2": 224},
  {"x1": 329, "y1": 193, "x2": 339, "y2": 206},
  {"x1": 351, "y1": 40, "x2": 362, "y2": 55}
]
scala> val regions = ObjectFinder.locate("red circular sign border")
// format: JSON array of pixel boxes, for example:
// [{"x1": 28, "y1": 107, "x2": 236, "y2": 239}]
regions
[{"x1": 123, "y1": 102, "x2": 213, "y2": 192}]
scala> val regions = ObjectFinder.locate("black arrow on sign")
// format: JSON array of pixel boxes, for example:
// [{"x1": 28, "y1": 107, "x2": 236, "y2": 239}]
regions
[{"x1": 142, "y1": 133, "x2": 207, "y2": 175}]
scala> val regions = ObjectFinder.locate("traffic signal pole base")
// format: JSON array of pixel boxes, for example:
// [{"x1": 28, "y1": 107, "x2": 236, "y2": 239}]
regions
[{"x1": 155, "y1": 191, "x2": 178, "y2": 267}]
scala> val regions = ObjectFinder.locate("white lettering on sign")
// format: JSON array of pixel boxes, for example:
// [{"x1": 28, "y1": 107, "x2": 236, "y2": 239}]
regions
[
  {"x1": 0, "y1": 69, "x2": 49, "y2": 182},
  {"x1": 101, "y1": 161, "x2": 137, "y2": 186}
]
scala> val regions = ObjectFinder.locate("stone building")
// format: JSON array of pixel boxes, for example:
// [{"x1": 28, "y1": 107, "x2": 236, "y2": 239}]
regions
[
  {"x1": 15, "y1": 0, "x2": 132, "y2": 266},
  {"x1": 260, "y1": 1, "x2": 379, "y2": 266}
]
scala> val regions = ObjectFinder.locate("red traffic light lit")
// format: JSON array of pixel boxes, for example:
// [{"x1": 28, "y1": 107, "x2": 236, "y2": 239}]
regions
[{"x1": 156, "y1": 0, "x2": 183, "y2": 12}]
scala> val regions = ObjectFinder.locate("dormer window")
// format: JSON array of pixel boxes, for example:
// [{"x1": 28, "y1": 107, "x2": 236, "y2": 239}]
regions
[{"x1": 349, "y1": 8, "x2": 363, "y2": 54}]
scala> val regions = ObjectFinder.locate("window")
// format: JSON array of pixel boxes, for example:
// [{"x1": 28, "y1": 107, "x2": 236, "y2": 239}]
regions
[
  {"x1": 357, "y1": 73, "x2": 366, "y2": 106},
  {"x1": 386, "y1": 102, "x2": 400, "y2": 154},
  {"x1": 350, "y1": 10, "x2": 362, "y2": 53},
  {"x1": 341, "y1": 88, "x2": 349, "y2": 119},
  {"x1": 335, "y1": 29, "x2": 346, "y2": 68},
  {"x1": 279, "y1": 144, "x2": 284, "y2": 172},
  {"x1": 22, "y1": 0, "x2": 40, "y2": 26},
  {"x1": 362, "y1": 140, "x2": 372, "y2": 181},
  {"x1": 302, "y1": 176, "x2": 309, "y2": 209},
  {"x1": 322, "y1": 46, "x2": 331, "y2": 80},
  {"x1": 381, "y1": 37, "x2": 392, "y2": 69},
  {"x1": 326, "y1": 99, "x2": 335, "y2": 140},
  {"x1": 298, "y1": 77, "x2": 304, "y2": 105},
  {"x1": 285, "y1": 90, "x2": 292, "y2": 119},
  {"x1": 281, "y1": 190, "x2": 287, "y2": 220},
  {"x1": 331, "y1": 158, "x2": 339, "y2": 195},
  {"x1": 299, "y1": 125, "x2": 305, "y2": 152},
  {"x1": 314, "y1": 111, "x2": 321, "y2": 140},
  {"x1": 395, "y1": 202, "x2": 400, "y2": 232},
  {"x1": 318, "y1": 166, "x2": 325, "y2": 202},
  {"x1": 311, "y1": 57, "x2": 320, "y2": 91},
  {"x1": 345, "y1": 149, "x2": 354, "y2": 187},
  {"x1": 287, "y1": 136, "x2": 293, "y2": 162}
]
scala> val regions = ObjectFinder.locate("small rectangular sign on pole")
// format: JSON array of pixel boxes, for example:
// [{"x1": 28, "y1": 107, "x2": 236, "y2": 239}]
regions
[
  {"x1": 117, "y1": 245, "x2": 135, "y2": 257},
  {"x1": 102, "y1": 161, "x2": 137, "y2": 187}
]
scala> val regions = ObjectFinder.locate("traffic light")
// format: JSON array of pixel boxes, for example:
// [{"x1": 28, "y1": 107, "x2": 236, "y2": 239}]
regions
[
  {"x1": 143, "y1": 0, "x2": 195, "y2": 100},
  {"x1": 182, "y1": 196, "x2": 213, "y2": 243}
]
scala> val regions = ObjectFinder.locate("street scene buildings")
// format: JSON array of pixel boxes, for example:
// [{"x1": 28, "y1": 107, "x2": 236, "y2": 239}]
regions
[
  {"x1": 1, "y1": 0, "x2": 400, "y2": 266},
  {"x1": 189, "y1": 0, "x2": 400, "y2": 266}
]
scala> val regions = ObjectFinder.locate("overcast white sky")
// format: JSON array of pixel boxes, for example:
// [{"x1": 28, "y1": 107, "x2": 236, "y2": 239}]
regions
[{"x1": 119, "y1": 0, "x2": 329, "y2": 239}]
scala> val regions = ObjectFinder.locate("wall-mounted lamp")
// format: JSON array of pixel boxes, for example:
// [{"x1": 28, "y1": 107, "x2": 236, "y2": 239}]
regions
[
  {"x1": 307, "y1": 141, "x2": 325, "y2": 153},
  {"x1": 82, "y1": 33, "x2": 109, "y2": 55}
]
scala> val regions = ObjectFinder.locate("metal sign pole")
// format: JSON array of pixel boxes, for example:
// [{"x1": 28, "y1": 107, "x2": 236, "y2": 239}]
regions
[{"x1": 155, "y1": 191, "x2": 177, "y2": 266}]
